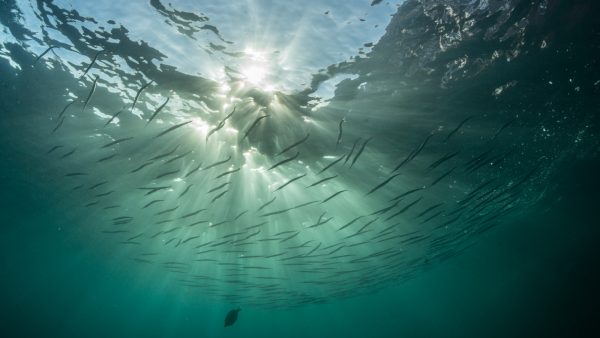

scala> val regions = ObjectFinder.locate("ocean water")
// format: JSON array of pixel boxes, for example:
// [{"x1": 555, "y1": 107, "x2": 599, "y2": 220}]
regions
[{"x1": 1, "y1": 0, "x2": 599, "y2": 337}]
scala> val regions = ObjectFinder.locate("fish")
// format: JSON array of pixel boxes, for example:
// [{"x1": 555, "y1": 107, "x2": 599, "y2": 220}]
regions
[
  {"x1": 430, "y1": 167, "x2": 456, "y2": 186},
  {"x1": 131, "y1": 80, "x2": 154, "y2": 113},
  {"x1": 242, "y1": 114, "x2": 269, "y2": 141},
  {"x1": 277, "y1": 133, "x2": 310, "y2": 156},
  {"x1": 344, "y1": 137, "x2": 361, "y2": 165},
  {"x1": 60, "y1": 148, "x2": 77, "y2": 159},
  {"x1": 274, "y1": 174, "x2": 306, "y2": 192},
  {"x1": 215, "y1": 168, "x2": 240, "y2": 179},
  {"x1": 350, "y1": 137, "x2": 372, "y2": 168},
  {"x1": 103, "y1": 107, "x2": 125, "y2": 127},
  {"x1": 210, "y1": 190, "x2": 228, "y2": 204},
  {"x1": 337, "y1": 216, "x2": 364, "y2": 231},
  {"x1": 146, "y1": 96, "x2": 170, "y2": 125},
  {"x1": 390, "y1": 187, "x2": 424, "y2": 201},
  {"x1": 306, "y1": 175, "x2": 337, "y2": 188},
  {"x1": 97, "y1": 153, "x2": 117, "y2": 163},
  {"x1": 208, "y1": 182, "x2": 230, "y2": 193},
  {"x1": 185, "y1": 163, "x2": 202, "y2": 177},
  {"x1": 81, "y1": 75, "x2": 99, "y2": 113},
  {"x1": 130, "y1": 161, "x2": 153, "y2": 173},
  {"x1": 32, "y1": 46, "x2": 57, "y2": 65},
  {"x1": 367, "y1": 173, "x2": 400, "y2": 195},
  {"x1": 149, "y1": 145, "x2": 179, "y2": 161},
  {"x1": 269, "y1": 152, "x2": 299, "y2": 170},
  {"x1": 385, "y1": 197, "x2": 422, "y2": 221},
  {"x1": 491, "y1": 117, "x2": 516, "y2": 141},
  {"x1": 257, "y1": 196, "x2": 276, "y2": 212},
  {"x1": 143, "y1": 199, "x2": 164, "y2": 209},
  {"x1": 336, "y1": 118, "x2": 345, "y2": 147},
  {"x1": 318, "y1": 154, "x2": 345, "y2": 174},
  {"x1": 51, "y1": 116, "x2": 65, "y2": 134},
  {"x1": 206, "y1": 106, "x2": 235, "y2": 142},
  {"x1": 321, "y1": 190, "x2": 347, "y2": 204},
  {"x1": 79, "y1": 49, "x2": 103, "y2": 79},
  {"x1": 102, "y1": 137, "x2": 133, "y2": 148},
  {"x1": 393, "y1": 133, "x2": 434, "y2": 172},
  {"x1": 428, "y1": 150, "x2": 460, "y2": 170},
  {"x1": 155, "y1": 120, "x2": 192, "y2": 138},
  {"x1": 445, "y1": 116, "x2": 473, "y2": 141},
  {"x1": 46, "y1": 145, "x2": 64, "y2": 154},
  {"x1": 57, "y1": 100, "x2": 77, "y2": 120},
  {"x1": 155, "y1": 170, "x2": 179, "y2": 179}
]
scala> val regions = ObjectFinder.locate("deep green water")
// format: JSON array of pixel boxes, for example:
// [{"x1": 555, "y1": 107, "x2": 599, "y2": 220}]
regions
[{"x1": 1, "y1": 0, "x2": 599, "y2": 337}]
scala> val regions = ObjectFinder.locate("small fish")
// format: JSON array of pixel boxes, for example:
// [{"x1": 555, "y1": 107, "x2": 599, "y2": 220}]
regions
[
  {"x1": 268, "y1": 152, "x2": 299, "y2": 170},
  {"x1": 208, "y1": 182, "x2": 229, "y2": 193},
  {"x1": 165, "y1": 151, "x2": 192, "y2": 165},
  {"x1": 257, "y1": 196, "x2": 276, "y2": 212},
  {"x1": 178, "y1": 184, "x2": 193, "y2": 199},
  {"x1": 130, "y1": 161, "x2": 153, "y2": 173},
  {"x1": 51, "y1": 116, "x2": 65, "y2": 134},
  {"x1": 319, "y1": 154, "x2": 345, "y2": 174},
  {"x1": 131, "y1": 80, "x2": 154, "y2": 113},
  {"x1": 321, "y1": 189, "x2": 347, "y2": 204},
  {"x1": 149, "y1": 145, "x2": 179, "y2": 161},
  {"x1": 345, "y1": 137, "x2": 361, "y2": 165},
  {"x1": 146, "y1": 96, "x2": 170, "y2": 125},
  {"x1": 155, "y1": 170, "x2": 179, "y2": 180},
  {"x1": 242, "y1": 114, "x2": 269, "y2": 141},
  {"x1": 97, "y1": 153, "x2": 117, "y2": 163},
  {"x1": 102, "y1": 137, "x2": 133, "y2": 148},
  {"x1": 445, "y1": 116, "x2": 473, "y2": 141},
  {"x1": 367, "y1": 173, "x2": 400, "y2": 195},
  {"x1": 46, "y1": 145, "x2": 64, "y2": 154},
  {"x1": 81, "y1": 75, "x2": 99, "y2": 113},
  {"x1": 430, "y1": 167, "x2": 456, "y2": 186},
  {"x1": 350, "y1": 137, "x2": 372, "y2": 168},
  {"x1": 103, "y1": 107, "x2": 125, "y2": 127},
  {"x1": 32, "y1": 46, "x2": 57, "y2": 65},
  {"x1": 206, "y1": 106, "x2": 235, "y2": 142},
  {"x1": 274, "y1": 174, "x2": 306, "y2": 192},
  {"x1": 155, "y1": 120, "x2": 192, "y2": 138},
  {"x1": 185, "y1": 163, "x2": 202, "y2": 177},
  {"x1": 79, "y1": 49, "x2": 103, "y2": 79},
  {"x1": 215, "y1": 168, "x2": 240, "y2": 179},
  {"x1": 210, "y1": 190, "x2": 228, "y2": 204},
  {"x1": 336, "y1": 118, "x2": 345, "y2": 147},
  {"x1": 204, "y1": 156, "x2": 231, "y2": 171},
  {"x1": 57, "y1": 100, "x2": 77, "y2": 120},
  {"x1": 276, "y1": 133, "x2": 310, "y2": 156},
  {"x1": 306, "y1": 175, "x2": 337, "y2": 188},
  {"x1": 143, "y1": 199, "x2": 164, "y2": 209}
]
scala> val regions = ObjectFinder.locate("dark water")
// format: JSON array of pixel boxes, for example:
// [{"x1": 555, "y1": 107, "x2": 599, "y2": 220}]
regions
[{"x1": 1, "y1": 0, "x2": 599, "y2": 337}]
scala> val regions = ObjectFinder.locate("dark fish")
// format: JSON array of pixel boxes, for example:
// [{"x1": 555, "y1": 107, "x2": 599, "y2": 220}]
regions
[
  {"x1": 185, "y1": 163, "x2": 202, "y2": 177},
  {"x1": 51, "y1": 116, "x2": 65, "y2": 134},
  {"x1": 57, "y1": 100, "x2": 77, "y2": 120},
  {"x1": 149, "y1": 145, "x2": 179, "y2": 161},
  {"x1": 206, "y1": 106, "x2": 235, "y2": 142},
  {"x1": 277, "y1": 133, "x2": 310, "y2": 156},
  {"x1": 274, "y1": 174, "x2": 306, "y2": 192},
  {"x1": 385, "y1": 197, "x2": 422, "y2": 221},
  {"x1": 491, "y1": 117, "x2": 516, "y2": 141},
  {"x1": 210, "y1": 190, "x2": 228, "y2": 204},
  {"x1": 79, "y1": 49, "x2": 103, "y2": 79},
  {"x1": 417, "y1": 203, "x2": 443, "y2": 218},
  {"x1": 257, "y1": 196, "x2": 276, "y2": 212},
  {"x1": 146, "y1": 96, "x2": 170, "y2": 125},
  {"x1": 260, "y1": 200, "x2": 317, "y2": 217},
  {"x1": 318, "y1": 154, "x2": 345, "y2": 174},
  {"x1": 102, "y1": 137, "x2": 133, "y2": 148},
  {"x1": 97, "y1": 153, "x2": 117, "y2": 163},
  {"x1": 242, "y1": 115, "x2": 269, "y2": 141},
  {"x1": 130, "y1": 161, "x2": 153, "y2": 173},
  {"x1": 155, "y1": 120, "x2": 192, "y2": 138},
  {"x1": 428, "y1": 150, "x2": 460, "y2": 170},
  {"x1": 338, "y1": 216, "x2": 364, "y2": 231},
  {"x1": 88, "y1": 181, "x2": 108, "y2": 190},
  {"x1": 350, "y1": 137, "x2": 371, "y2": 168},
  {"x1": 155, "y1": 170, "x2": 179, "y2": 179},
  {"x1": 430, "y1": 167, "x2": 456, "y2": 186},
  {"x1": 178, "y1": 184, "x2": 193, "y2": 199},
  {"x1": 367, "y1": 173, "x2": 400, "y2": 195},
  {"x1": 445, "y1": 116, "x2": 473, "y2": 141},
  {"x1": 131, "y1": 80, "x2": 154, "y2": 113},
  {"x1": 393, "y1": 133, "x2": 434, "y2": 172},
  {"x1": 321, "y1": 190, "x2": 347, "y2": 204},
  {"x1": 138, "y1": 186, "x2": 171, "y2": 196},
  {"x1": 81, "y1": 75, "x2": 99, "y2": 113},
  {"x1": 65, "y1": 172, "x2": 88, "y2": 177},
  {"x1": 306, "y1": 175, "x2": 337, "y2": 188},
  {"x1": 60, "y1": 148, "x2": 77, "y2": 159},
  {"x1": 208, "y1": 182, "x2": 229, "y2": 193},
  {"x1": 344, "y1": 137, "x2": 361, "y2": 165},
  {"x1": 143, "y1": 199, "x2": 164, "y2": 209},
  {"x1": 204, "y1": 155, "x2": 231, "y2": 171},
  {"x1": 215, "y1": 168, "x2": 240, "y2": 179},
  {"x1": 180, "y1": 208, "x2": 206, "y2": 219},
  {"x1": 32, "y1": 46, "x2": 56, "y2": 65},
  {"x1": 103, "y1": 107, "x2": 124, "y2": 127},
  {"x1": 46, "y1": 145, "x2": 64, "y2": 154},
  {"x1": 390, "y1": 187, "x2": 424, "y2": 201},
  {"x1": 268, "y1": 152, "x2": 299, "y2": 170},
  {"x1": 336, "y1": 118, "x2": 345, "y2": 147}
]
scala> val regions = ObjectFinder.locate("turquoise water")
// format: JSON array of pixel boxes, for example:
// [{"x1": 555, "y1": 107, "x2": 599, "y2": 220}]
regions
[{"x1": 1, "y1": 0, "x2": 599, "y2": 337}]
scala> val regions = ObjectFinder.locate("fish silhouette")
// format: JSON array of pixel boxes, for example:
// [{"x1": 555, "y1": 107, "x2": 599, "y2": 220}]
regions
[{"x1": 224, "y1": 308, "x2": 241, "y2": 327}]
